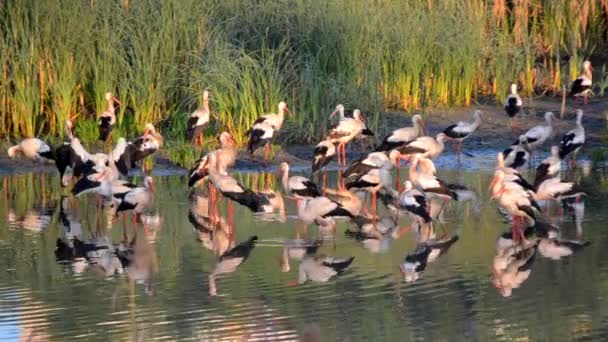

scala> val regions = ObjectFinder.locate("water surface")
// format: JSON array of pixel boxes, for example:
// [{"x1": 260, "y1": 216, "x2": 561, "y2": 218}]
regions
[{"x1": 1, "y1": 156, "x2": 607, "y2": 341}]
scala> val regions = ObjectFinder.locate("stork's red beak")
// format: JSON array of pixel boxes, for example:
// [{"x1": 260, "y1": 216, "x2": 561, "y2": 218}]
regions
[{"x1": 112, "y1": 96, "x2": 122, "y2": 106}]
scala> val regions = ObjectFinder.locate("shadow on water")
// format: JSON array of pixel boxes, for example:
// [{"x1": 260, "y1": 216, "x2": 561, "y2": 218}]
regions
[{"x1": 1, "y1": 157, "x2": 608, "y2": 341}]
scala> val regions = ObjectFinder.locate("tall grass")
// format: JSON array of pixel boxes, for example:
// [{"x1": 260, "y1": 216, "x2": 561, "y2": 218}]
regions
[{"x1": 1, "y1": 0, "x2": 608, "y2": 147}]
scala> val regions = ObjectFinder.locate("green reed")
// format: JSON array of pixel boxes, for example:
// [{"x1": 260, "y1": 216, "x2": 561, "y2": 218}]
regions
[{"x1": 2, "y1": 0, "x2": 608, "y2": 153}]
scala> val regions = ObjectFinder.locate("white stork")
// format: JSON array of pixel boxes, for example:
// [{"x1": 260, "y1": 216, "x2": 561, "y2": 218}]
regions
[
  {"x1": 293, "y1": 195, "x2": 353, "y2": 228},
  {"x1": 408, "y1": 155, "x2": 456, "y2": 201},
  {"x1": 188, "y1": 132, "x2": 237, "y2": 187},
  {"x1": 558, "y1": 109, "x2": 585, "y2": 168},
  {"x1": 345, "y1": 157, "x2": 397, "y2": 215},
  {"x1": 489, "y1": 170, "x2": 541, "y2": 241},
  {"x1": 398, "y1": 180, "x2": 432, "y2": 226},
  {"x1": 501, "y1": 135, "x2": 530, "y2": 170},
  {"x1": 533, "y1": 146, "x2": 561, "y2": 188},
  {"x1": 441, "y1": 110, "x2": 482, "y2": 159},
  {"x1": 277, "y1": 162, "x2": 321, "y2": 199},
  {"x1": 375, "y1": 114, "x2": 425, "y2": 152},
  {"x1": 246, "y1": 101, "x2": 291, "y2": 159},
  {"x1": 504, "y1": 83, "x2": 523, "y2": 129},
  {"x1": 98, "y1": 92, "x2": 121, "y2": 142},
  {"x1": 395, "y1": 133, "x2": 447, "y2": 161},
  {"x1": 325, "y1": 105, "x2": 366, "y2": 165},
  {"x1": 569, "y1": 61, "x2": 593, "y2": 104},
  {"x1": 186, "y1": 90, "x2": 210, "y2": 146},
  {"x1": 7, "y1": 138, "x2": 54, "y2": 163},
  {"x1": 519, "y1": 112, "x2": 556, "y2": 152},
  {"x1": 311, "y1": 139, "x2": 336, "y2": 187}
]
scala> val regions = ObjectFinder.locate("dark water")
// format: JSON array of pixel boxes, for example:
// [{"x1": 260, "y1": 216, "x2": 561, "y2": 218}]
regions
[{"x1": 1, "y1": 153, "x2": 608, "y2": 341}]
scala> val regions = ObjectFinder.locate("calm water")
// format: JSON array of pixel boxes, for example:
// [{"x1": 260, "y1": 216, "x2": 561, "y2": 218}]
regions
[{"x1": 1, "y1": 151, "x2": 608, "y2": 341}]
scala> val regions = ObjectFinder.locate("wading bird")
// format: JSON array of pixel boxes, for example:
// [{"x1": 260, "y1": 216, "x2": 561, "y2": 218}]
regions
[
  {"x1": 98, "y1": 92, "x2": 121, "y2": 142},
  {"x1": 558, "y1": 109, "x2": 585, "y2": 168},
  {"x1": 569, "y1": 61, "x2": 592, "y2": 104},
  {"x1": 504, "y1": 83, "x2": 523, "y2": 129},
  {"x1": 442, "y1": 110, "x2": 482, "y2": 160},
  {"x1": 375, "y1": 114, "x2": 425, "y2": 152},
  {"x1": 186, "y1": 90, "x2": 210, "y2": 147}
]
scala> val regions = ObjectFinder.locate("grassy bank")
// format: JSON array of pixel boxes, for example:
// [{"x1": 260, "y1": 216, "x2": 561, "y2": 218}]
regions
[{"x1": 2, "y1": 0, "x2": 608, "y2": 162}]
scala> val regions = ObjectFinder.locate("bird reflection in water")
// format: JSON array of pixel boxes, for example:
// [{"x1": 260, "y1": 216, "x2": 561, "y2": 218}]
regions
[
  {"x1": 209, "y1": 236, "x2": 258, "y2": 296},
  {"x1": 117, "y1": 226, "x2": 156, "y2": 295},
  {"x1": 400, "y1": 223, "x2": 459, "y2": 282},
  {"x1": 492, "y1": 241, "x2": 538, "y2": 297}
]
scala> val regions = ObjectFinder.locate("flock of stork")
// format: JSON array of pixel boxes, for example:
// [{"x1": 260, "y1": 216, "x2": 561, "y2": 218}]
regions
[{"x1": 6, "y1": 60, "x2": 593, "y2": 290}]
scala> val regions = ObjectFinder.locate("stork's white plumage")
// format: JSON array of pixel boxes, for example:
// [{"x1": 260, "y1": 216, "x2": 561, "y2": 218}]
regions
[
  {"x1": 519, "y1": 112, "x2": 556, "y2": 151},
  {"x1": 116, "y1": 176, "x2": 155, "y2": 215},
  {"x1": 398, "y1": 180, "x2": 431, "y2": 224},
  {"x1": 7, "y1": 138, "x2": 54, "y2": 163},
  {"x1": 253, "y1": 101, "x2": 290, "y2": 130},
  {"x1": 294, "y1": 196, "x2": 353, "y2": 227},
  {"x1": 408, "y1": 155, "x2": 456, "y2": 200},
  {"x1": 569, "y1": 61, "x2": 593, "y2": 104},
  {"x1": 533, "y1": 146, "x2": 561, "y2": 188},
  {"x1": 98, "y1": 92, "x2": 120, "y2": 142},
  {"x1": 345, "y1": 157, "x2": 397, "y2": 215},
  {"x1": 504, "y1": 83, "x2": 523, "y2": 124},
  {"x1": 489, "y1": 170, "x2": 540, "y2": 241},
  {"x1": 342, "y1": 150, "x2": 399, "y2": 180},
  {"x1": 277, "y1": 162, "x2": 321, "y2": 199},
  {"x1": 396, "y1": 133, "x2": 447, "y2": 160},
  {"x1": 325, "y1": 105, "x2": 367, "y2": 165},
  {"x1": 186, "y1": 90, "x2": 210, "y2": 146},
  {"x1": 534, "y1": 177, "x2": 584, "y2": 201},
  {"x1": 311, "y1": 139, "x2": 336, "y2": 174},
  {"x1": 558, "y1": 109, "x2": 585, "y2": 166},
  {"x1": 376, "y1": 114, "x2": 425, "y2": 151},
  {"x1": 501, "y1": 135, "x2": 530, "y2": 170},
  {"x1": 442, "y1": 110, "x2": 482, "y2": 157},
  {"x1": 188, "y1": 132, "x2": 236, "y2": 187}
]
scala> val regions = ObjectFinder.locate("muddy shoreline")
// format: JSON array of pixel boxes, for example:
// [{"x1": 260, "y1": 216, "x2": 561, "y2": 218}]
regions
[{"x1": 1, "y1": 96, "x2": 606, "y2": 176}]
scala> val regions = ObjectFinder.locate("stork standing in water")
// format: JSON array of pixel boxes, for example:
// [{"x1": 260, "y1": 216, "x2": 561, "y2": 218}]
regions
[
  {"x1": 504, "y1": 83, "x2": 523, "y2": 130},
  {"x1": 408, "y1": 155, "x2": 457, "y2": 218},
  {"x1": 345, "y1": 155, "x2": 397, "y2": 216},
  {"x1": 375, "y1": 114, "x2": 425, "y2": 152},
  {"x1": 186, "y1": 90, "x2": 210, "y2": 147},
  {"x1": 188, "y1": 132, "x2": 237, "y2": 188},
  {"x1": 115, "y1": 175, "x2": 155, "y2": 229},
  {"x1": 441, "y1": 110, "x2": 482, "y2": 161},
  {"x1": 489, "y1": 170, "x2": 540, "y2": 242},
  {"x1": 395, "y1": 133, "x2": 447, "y2": 162},
  {"x1": 533, "y1": 146, "x2": 561, "y2": 188},
  {"x1": 98, "y1": 92, "x2": 121, "y2": 143},
  {"x1": 558, "y1": 109, "x2": 585, "y2": 168},
  {"x1": 247, "y1": 101, "x2": 291, "y2": 160},
  {"x1": 569, "y1": 61, "x2": 593, "y2": 105},
  {"x1": 518, "y1": 112, "x2": 556, "y2": 164},
  {"x1": 325, "y1": 105, "x2": 366, "y2": 166},
  {"x1": 398, "y1": 180, "x2": 432, "y2": 228},
  {"x1": 311, "y1": 138, "x2": 336, "y2": 187},
  {"x1": 277, "y1": 162, "x2": 321, "y2": 199},
  {"x1": 501, "y1": 135, "x2": 530, "y2": 170}
]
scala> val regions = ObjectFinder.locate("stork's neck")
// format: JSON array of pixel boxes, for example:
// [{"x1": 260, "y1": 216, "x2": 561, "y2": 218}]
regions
[
  {"x1": 106, "y1": 98, "x2": 115, "y2": 114},
  {"x1": 584, "y1": 68, "x2": 592, "y2": 80},
  {"x1": 408, "y1": 159, "x2": 418, "y2": 182},
  {"x1": 414, "y1": 121, "x2": 423, "y2": 136},
  {"x1": 576, "y1": 114, "x2": 583, "y2": 127},
  {"x1": 280, "y1": 169, "x2": 289, "y2": 193}
]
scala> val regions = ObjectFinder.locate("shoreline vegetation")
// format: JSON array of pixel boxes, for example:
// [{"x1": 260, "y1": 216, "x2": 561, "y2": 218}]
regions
[{"x1": 2, "y1": 0, "x2": 608, "y2": 167}]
